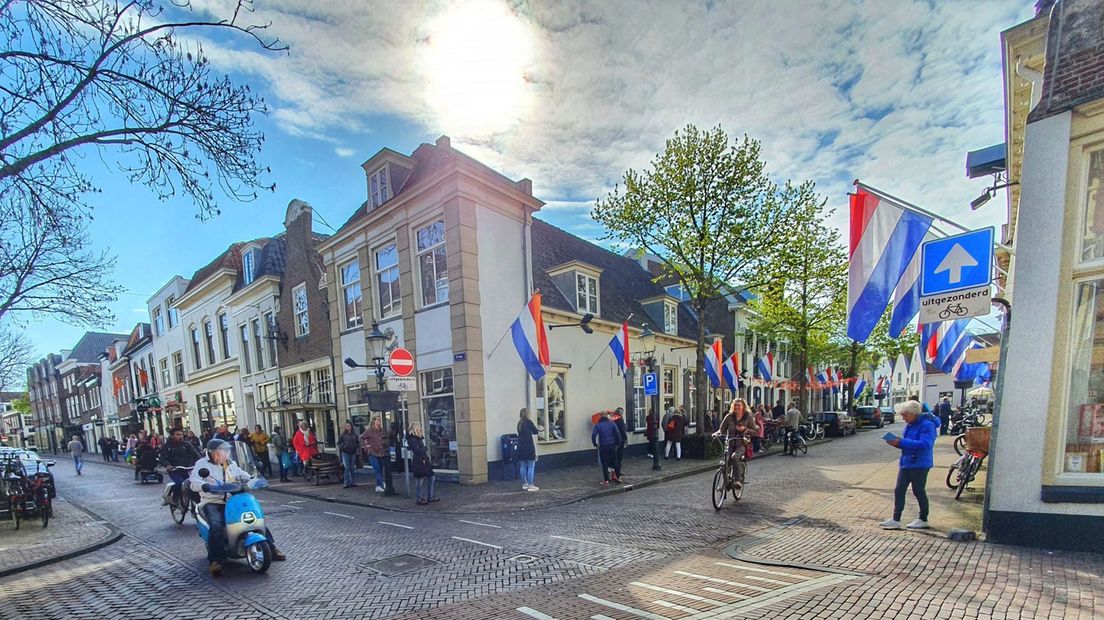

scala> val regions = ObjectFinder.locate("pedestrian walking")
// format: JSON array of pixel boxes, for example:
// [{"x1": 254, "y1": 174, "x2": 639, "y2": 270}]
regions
[
  {"x1": 98, "y1": 436, "x2": 110, "y2": 461},
  {"x1": 938, "y1": 397, "x2": 953, "y2": 436},
  {"x1": 107, "y1": 436, "x2": 120, "y2": 461},
  {"x1": 591, "y1": 411, "x2": 620, "y2": 487},
  {"x1": 270, "y1": 426, "x2": 291, "y2": 482},
  {"x1": 611, "y1": 408, "x2": 628, "y2": 483},
  {"x1": 516, "y1": 408, "x2": 540, "y2": 491},
  {"x1": 249, "y1": 425, "x2": 271, "y2": 476},
  {"x1": 408, "y1": 423, "x2": 438, "y2": 505},
  {"x1": 291, "y1": 422, "x2": 319, "y2": 477},
  {"x1": 664, "y1": 406, "x2": 687, "y2": 460},
  {"x1": 880, "y1": 400, "x2": 937, "y2": 530},
  {"x1": 359, "y1": 417, "x2": 388, "y2": 492},
  {"x1": 338, "y1": 422, "x2": 359, "y2": 488},
  {"x1": 67, "y1": 435, "x2": 85, "y2": 475}
]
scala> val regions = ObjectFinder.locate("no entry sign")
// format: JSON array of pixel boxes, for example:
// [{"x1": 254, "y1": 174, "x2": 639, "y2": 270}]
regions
[{"x1": 388, "y1": 347, "x2": 415, "y2": 377}]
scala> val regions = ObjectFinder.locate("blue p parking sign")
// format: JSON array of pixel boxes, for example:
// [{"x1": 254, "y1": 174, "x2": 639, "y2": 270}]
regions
[{"x1": 643, "y1": 372, "x2": 658, "y2": 396}]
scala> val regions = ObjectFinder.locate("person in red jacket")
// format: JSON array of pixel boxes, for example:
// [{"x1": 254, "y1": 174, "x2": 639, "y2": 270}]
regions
[{"x1": 291, "y1": 421, "x2": 319, "y2": 476}]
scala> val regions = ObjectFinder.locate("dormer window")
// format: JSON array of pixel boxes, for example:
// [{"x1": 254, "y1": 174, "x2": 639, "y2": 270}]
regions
[
  {"x1": 664, "y1": 301, "x2": 677, "y2": 334},
  {"x1": 665, "y1": 284, "x2": 690, "y2": 302},
  {"x1": 576, "y1": 273, "x2": 599, "y2": 315},
  {"x1": 369, "y1": 166, "x2": 392, "y2": 208},
  {"x1": 243, "y1": 248, "x2": 258, "y2": 285}
]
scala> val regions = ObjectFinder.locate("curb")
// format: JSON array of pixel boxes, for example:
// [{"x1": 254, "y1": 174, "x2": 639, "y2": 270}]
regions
[{"x1": 0, "y1": 499, "x2": 124, "y2": 579}]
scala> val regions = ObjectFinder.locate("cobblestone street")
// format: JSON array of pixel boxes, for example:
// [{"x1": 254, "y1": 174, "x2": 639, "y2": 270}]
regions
[{"x1": 1, "y1": 427, "x2": 1100, "y2": 619}]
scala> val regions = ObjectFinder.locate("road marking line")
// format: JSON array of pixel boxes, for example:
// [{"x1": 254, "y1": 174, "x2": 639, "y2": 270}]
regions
[
  {"x1": 280, "y1": 504, "x2": 302, "y2": 509},
  {"x1": 378, "y1": 521, "x2": 414, "y2": 529},
  {"x1": 550, "y1": 535, "x2": 612, "y2": 546},
  {"x1": 452, "y1": 536, "x2": 502, "y2": 549},
  {"x1": 576, "y1": 594, "x2": 670, "y2": 620},
  {"x1": 323, "y1": 511, "x2": 354, "y2": 519},
  {"x1": 628, "y1": 582, "x2": 724, "y2": 606},
  {"x1": 288, "y1": 500, "x2": 307, "y2": 504},
  {"x1": 691, "y1": 574, "x2": 858, "y2": 617},
  {"x1": 591, "y1": 616, "x2": 617, "y2": 620},
  {"x1": 517, "y1": 607, "x2": 556, "y2": 620},
  {"x1": 713, "y1": 562, "x2": 804, "y2": 579},
  {"x1": 702, "y1": 586, "x2": 749, "y2": 599},
  {"x1": 673, "y1": 571, "x2": 768, "y2": 592},
  {"x1": 743, "y1": 574, "x2": 791, "y2": 586},
  {"x1": 459, "y1": 519, "x2": 501, "y2": 528},
  {"x1": 654, "y1": 600, "x2": 698, "y2": 613}
]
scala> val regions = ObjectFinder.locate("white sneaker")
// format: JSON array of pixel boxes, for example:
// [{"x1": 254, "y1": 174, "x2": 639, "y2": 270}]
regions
[
  {"x1": 879, "y1": 518, "x2": 901, "y2": 529},
  {"x1": 906, "y1": 519, "x2": 929, "y2": 529},
  {"x1": 527, "y1": 485, "x2": 539, "y2": 492},
  {"x1": 375, "y1": 485, "x2": 384, "y2": 493},
  {"x1": 521, "y1": 484, "x2": 530, "y2": 490}
]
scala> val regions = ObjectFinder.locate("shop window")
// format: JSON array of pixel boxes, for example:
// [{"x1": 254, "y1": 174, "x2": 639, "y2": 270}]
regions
[
  {"x1": 420, "y1": 368, "x2": 457, "y2": 470},
  {"x1": 1062, "y1": 277, "x2": 1104, "y2": 475},
  {"x1": 416, "y1": 220, "x2": 448, "y2": 306},
  {"x1": 536, "y1": 368, "x2": 566, "y2": 442},
  {"x1": 375, "y1": 242, "x2": 402, "y2": 319},
  {"x1": 341, "y1": 259, "x2": 363, "y2": 329},
  {"x1": 1081, "y1": 150, "x2": 1104, "y2": 263}
]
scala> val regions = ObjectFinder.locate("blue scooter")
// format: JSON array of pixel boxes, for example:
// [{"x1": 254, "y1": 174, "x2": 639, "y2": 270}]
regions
[{"x1": 194, "y1": 467, "x2": 273, "y2": 574}]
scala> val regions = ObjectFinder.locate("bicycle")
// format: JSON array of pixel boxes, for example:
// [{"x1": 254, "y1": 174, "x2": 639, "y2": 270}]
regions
[
  {"x1": 799, "y1": 420, "x2": 824, "y2": 441},
  {"x1": 938, "y1": 302, "x2": 969, "y2": 320},
  {"x1": 946, "y1": 448, "x2": 986, "y2": 500},
  {"x1": 711, "y1": 434, "x2": 749, "y2": 510},
  {"x1": 783, "y1": 428, "x2": 808, "y2": 456},
  {"x1": 166, "y1": 466, "x2": 195, "y2": 525}
]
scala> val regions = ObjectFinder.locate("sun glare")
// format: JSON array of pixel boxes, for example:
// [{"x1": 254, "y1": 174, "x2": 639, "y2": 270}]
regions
[{"x1": 421, "y1": 0, "x2": 536, "y2": 138}]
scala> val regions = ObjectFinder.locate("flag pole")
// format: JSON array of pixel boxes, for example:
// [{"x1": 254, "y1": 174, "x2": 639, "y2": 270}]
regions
[
  {"x1": 487, "y1": 288, "x2": 541, "y2": 360},
  {"x1": 854, "y1": 180, "x2": 971, "y2": 233},
  {"x1": 587, "y1": 313, "x2": 633, "y2": 372}
]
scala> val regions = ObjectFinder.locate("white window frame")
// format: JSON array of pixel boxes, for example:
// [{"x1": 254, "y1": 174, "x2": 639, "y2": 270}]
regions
[
  {"x1": 191, "y1": 327, "x2": 203, "y2": 370},
  {"x1": 218, "y1": 313, "x2": 231, "y2": 360},
  {"x1": 252, "y1": 319, "x2": 266, "y2": 371},
  {"x1": 340, "y1": 259, "x2": 363, "y2": 330},
  {"x1": 315, "y1": 368, "x2": 333, "y2": 404},
  {"x1": 153, "y1": 307, "x2": 164, "y2": 336},
  {"x1": 172, "y1": 351, "x2": 185, "y2": 383},
  {"x1": 576, "y1": 272, "x2": 599, "y2": 315},
  {"x1": 374, "y1": 242, "x2": 402, "y2": 319},
  {"x1": 369, "y1": 165, "x2": 392, "y2": 208},
  {"x1": 293, "y1": 284, "x2": 310, "y2": 337},
  {"x1": 239, "y1": 324, "x2": 252, "y2": 374},
  {"x1": 535, "y1": 368, "x2": 567, "y2": 443},
  {"x1": 243, "y1": 249, "x2": 257, "y2": 285},
  {"x1": 415, "y1": 219, "x2": 449, "y2": 307},
  {"x1": 265, "y1": 312, "x2": 278, "y2": 366},
  {"x1": 664, "y1": 301, "x2": 678, "y2": 334},
  {"x1": 166, "y1": 297, "x2": 178, "y2": 329}
]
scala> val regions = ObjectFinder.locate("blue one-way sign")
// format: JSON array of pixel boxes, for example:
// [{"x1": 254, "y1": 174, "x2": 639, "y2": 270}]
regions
[
  {"x1": 920, "y1": 227, "x2": 994, "y2": 296},
  {"x1": 643, "y1": 372, "x2": 658, "y2": 396}
]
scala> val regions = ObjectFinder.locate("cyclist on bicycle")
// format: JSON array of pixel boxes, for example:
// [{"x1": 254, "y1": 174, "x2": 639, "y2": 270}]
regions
[
  {"x1": 713, "y1": 399, "x2": 757, "y2": 488},
  {"x1": 784, "y1": 402, "x2": 804, "y2": 454},
  {"x1": 160, "y1": 428, "x2": 200, "y2": 506}
]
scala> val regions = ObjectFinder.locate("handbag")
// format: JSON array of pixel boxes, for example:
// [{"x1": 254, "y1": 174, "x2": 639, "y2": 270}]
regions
[
  {"x1": 666, "y1": 420, "x2": 675, "y2": 432},
  {"x1": 280, "y1": 452, "x2": 293, "y2": 469}
]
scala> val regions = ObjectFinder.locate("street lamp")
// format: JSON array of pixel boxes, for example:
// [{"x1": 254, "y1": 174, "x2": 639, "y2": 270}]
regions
[
  {"x1": 547, "y1": 312, "x2": 595, "y2": 334},
  {"x1": 636, "y1": 324, "x2": 662, "y2": 471},
  {"x1": 343, "y1": 322, "x2": 397, "y2": 495}
]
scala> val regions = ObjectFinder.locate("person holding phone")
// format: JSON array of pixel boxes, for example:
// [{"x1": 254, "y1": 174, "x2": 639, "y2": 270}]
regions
[{"x1": 880, "y1": 400, "x2": 938, "y2": 530}]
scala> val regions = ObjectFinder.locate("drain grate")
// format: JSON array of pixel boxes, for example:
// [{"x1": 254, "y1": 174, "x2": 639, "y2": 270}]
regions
[
  {"x1": 509, "y1": 554, "x2": 538, "y2": 564},
  {"x1": 358, "y1": 553, "x2": 438, "y2": 576}
]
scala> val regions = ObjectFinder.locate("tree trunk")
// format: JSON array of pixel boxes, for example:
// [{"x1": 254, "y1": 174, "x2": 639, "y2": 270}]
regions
[{"x1": 694, "y1": 298, "x2": 708, "y2": 432}]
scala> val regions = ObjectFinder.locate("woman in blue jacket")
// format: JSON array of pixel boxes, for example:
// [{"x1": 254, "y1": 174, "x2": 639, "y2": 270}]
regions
[{"x1": 881, "y1": 400, "x2": 937, "y2": 530}]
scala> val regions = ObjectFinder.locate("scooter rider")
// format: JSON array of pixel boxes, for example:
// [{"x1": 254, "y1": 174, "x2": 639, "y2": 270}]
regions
[
  {"x1": 159, "y1": 428, "x2": 200, "y2": 506},
  {"x1": 189, "y1": 439, "x2": 286, "y2": 576}
]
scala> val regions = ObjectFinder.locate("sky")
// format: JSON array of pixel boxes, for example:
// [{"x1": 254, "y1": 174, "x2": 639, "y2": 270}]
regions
[{"x1": 19, "y1": 0, "x2": 1034, "y2": 361}]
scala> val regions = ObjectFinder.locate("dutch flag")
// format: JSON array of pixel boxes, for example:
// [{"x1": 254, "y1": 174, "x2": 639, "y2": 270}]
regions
[
  {"x1": 511, "y1": 292, "x2": 550, "y2": 381},
  {"x1": 853, "y1": 377, "x2": 867, "y2": 398},
  {"x1": 847, "y1": 186, "x2": 933, "y2": 343},
  {"x1": 816, "y1": 370, "x2": 828, "y2": 391},
  {"x1": 704, "y1": 339, "x2": 723, "y2": 389},
  {"x1": 608, "y1": 321, "x2": 630, "y2": 374},
  {"x1": 723, "y1": 353, "x2": 740, "y2": 392},
  {"x1": 756, "y1": 352, "x2": 773, "y2": 384}
]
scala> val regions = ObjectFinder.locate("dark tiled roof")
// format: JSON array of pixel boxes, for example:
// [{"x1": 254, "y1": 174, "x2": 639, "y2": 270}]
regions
[
  {"x1": 232, "y1": 235, "x2": 286, "y2": 293},
  {"x1": 67, "y1": 331, "x2": 129, "y2": 363},
  {"x1": 184, "y1": 243, "x2": 243, "y2": 295},
  {"x1": 530, "y1": 218, "x2": 700, "y2": 339},
  {"x1": 121, "y1": 323, "x2": 152, "y2": 357}
]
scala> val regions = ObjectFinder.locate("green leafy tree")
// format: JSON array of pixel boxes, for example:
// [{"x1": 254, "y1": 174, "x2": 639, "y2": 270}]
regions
[
  {"x1": 593, "y1": 125, "x2": 801, "y2": 430},
  {"x1": 12, "y1": 393, "x2": 30, "y2": 414},
  {"x1": 750, "y1": 193, "x2": 847, "y2": 413}
]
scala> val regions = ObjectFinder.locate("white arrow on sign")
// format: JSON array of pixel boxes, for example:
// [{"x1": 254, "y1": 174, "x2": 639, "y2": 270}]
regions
[{"x1": 934, "y1": 243, "x2": 978, "y2": 284}]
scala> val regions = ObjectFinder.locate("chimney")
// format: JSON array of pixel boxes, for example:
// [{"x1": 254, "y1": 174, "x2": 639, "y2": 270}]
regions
[
  {"x1": 516, "y1": 178, "x2": 533, "y2": 195},
  {"x1": 435, "y1": 135, "x2": 451, "y2": 150}
]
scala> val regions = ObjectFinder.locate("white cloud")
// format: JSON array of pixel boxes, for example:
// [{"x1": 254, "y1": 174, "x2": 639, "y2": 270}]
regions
[
  {"x1": 194, "y1": 0, "x2": 1034, "y2": 237},
  {"x1": 334, "y1": 147, "x2": 356, "y2": 158}
]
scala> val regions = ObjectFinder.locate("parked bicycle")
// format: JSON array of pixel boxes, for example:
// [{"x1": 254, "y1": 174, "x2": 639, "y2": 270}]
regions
[
  {"x1": 783, "y1": 427, "x2": 808, "y2": 456},
  {"x1": 800, "y1": 419, "x2": 824, "y2": 441},
  {"x1": 711, "y1": 434, "x2": 749, "y2": 510},
  {"x1": 946, "y1": 448, "x2": 986, "y2": 500}
]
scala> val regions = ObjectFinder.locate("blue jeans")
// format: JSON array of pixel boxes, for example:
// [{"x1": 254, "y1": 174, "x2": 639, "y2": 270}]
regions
[
  {"x1": 340, "y1": 452, "x2": 356, "y2": 486},
  {"x1": 519, "y1": 460, "x2": 535, "y2": 486},
  {"x1": 168, "y1": 469, "x2": 190, "y2": 500},
  {"x1": 73, "y1": 455, "x2": 83, "y2": 474},
  {"x1": 415, "y1": 474, "x2": 435, "y2": 502},
  {"x1": 368, "y1": 455, "x2": 385, "y2": 488}
]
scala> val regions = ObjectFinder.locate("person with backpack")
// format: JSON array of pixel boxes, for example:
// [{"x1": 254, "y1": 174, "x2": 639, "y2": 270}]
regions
[{"x1": 664, "y1": 406, "x2": 687, "y2": 460}]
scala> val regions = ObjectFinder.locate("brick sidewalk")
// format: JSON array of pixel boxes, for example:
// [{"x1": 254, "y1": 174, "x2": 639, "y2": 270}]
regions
[{"x1": 0, "y1": 496, "x2": 119, "y2": 575}]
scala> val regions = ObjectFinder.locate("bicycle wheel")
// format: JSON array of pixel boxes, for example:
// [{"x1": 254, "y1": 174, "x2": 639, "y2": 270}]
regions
[
  {"x1": 732, "y1": 461, "x2": 745, "y2": 501},
  {"x1": 711, "y1": 468, "x2": 727, "y2": 511},
  {"x1": 10, "y1": 498, "x2": 19, "y2": 531},
  {"x1": 796, "y1": 436, "x2": 808, "y2": 454},
  {"x1": 946, "y1": 464, "x2": 959, "y2": 489},
  {"x1": 955, "y1": 457, "x2": 973, "y2": 500},
  {"x1": 40, "y1": 502, "x2": 49, "y2": 528},
  {"x1": 170, "y1": 497, "x2": 186, "y2": 525},
  {"x1": 975, "y1": 414, "x2": 988, "y2": 425}
]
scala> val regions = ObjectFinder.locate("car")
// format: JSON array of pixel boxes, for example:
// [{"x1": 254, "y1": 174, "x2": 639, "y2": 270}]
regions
[
  {"x1": 852, "y1": 405, "x2": 884, "y2": 429},
  {"x1": 814, "y1": 411, "x2": 857, "y2": 437},
  {"x1": 880, "y1": 406, "x2": 895, "y2": 425}
]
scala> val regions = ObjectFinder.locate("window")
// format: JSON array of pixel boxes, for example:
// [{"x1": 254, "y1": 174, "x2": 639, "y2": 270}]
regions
[
  {"x1": 664, "y1": 301, "x2": 678, "y2": 334},
  {"x1": 218, "y1": 313, "x2": 231, "y2": 359},
  {"x1": 369, "y1": 166, "x2": 391, "y2": 208},
  {"x1": 172, "y1": 351, "x2": 184, "y2": 383},
  {"x1": 204, "y1": 320, "x2": 216, "y2": 365},
  {"x1": 153, "y1": 307, "x2": 164, "y2": 336},
  {"x1": 159, "y1": 358, "x2": 170, "y2": 388},
  {"x1": 265, "y1": 313, "x2": 277, "y2": 365},
  {"x1": 665, "y1": 284, "x2": 691, "y2": 302},
  {"x1": 662, "y1": 366, "x2": 677, "y2": 413},
  {"x1": 257, "y1": 382, "x2": 279, "y2": 409},
  {"x1": 420, "y1": 368, "x2": 457, "y2": 470},
  {"x1": 374, "y1": 243, "x2": 402, "y2": 319},
  {"x1": 240, "y1": 325, "x2": 252, "y2": 374},
  {"x1": 293, "y1": 285, "x2": 309, "y2": 336},
  {"x1": 315, "y1": 368, "x2": 332, "y2": 404},
  {"x1": 416, "y1": 220, "x2": 448, "y2": 306},
  {"x1": 167, "y1": 296, "x2": 178, "y2": 329},
  {"x1": 284, "y1": 374, "x2": 299, "y2": 404},
  {"x1": 299, "y1": 371, "x2": 313, "y2": 403},
  {"x1": 252, "y1": 319, "x2": 266, "y2": 371},
  {"x1": 576, "y1": 273, "x2": 599, "y2": 315},
  {"x1": 341, "y1": 259, "x2": 363, "y2": 329},
  {"x1": 534, "y1": 368, "x2": 567, "y2": 443},
  {"x1": 243, "y1": 249, "x2": 257, "y2": 285},
  {"x1": 632, "y1": 369, "x2": 646, "y2": 431},
  {"x1": 191, "y1": 328, "x2": 202, "y2": 370},
  {"x1": 148, "y1": 353, "x2": 157, "y2": 392},
  {"x1": 196, "y1": 388, "x2": 236, "y2": 428}
]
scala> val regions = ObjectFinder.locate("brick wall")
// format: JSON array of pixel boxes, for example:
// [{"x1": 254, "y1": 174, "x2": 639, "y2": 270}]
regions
[
  {"x1": 277, "y1": 204, "x2": 332, "y2": 368},
  {"x1": 1029, "y1": 0, "x2": 1104, "y2": 122}
]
